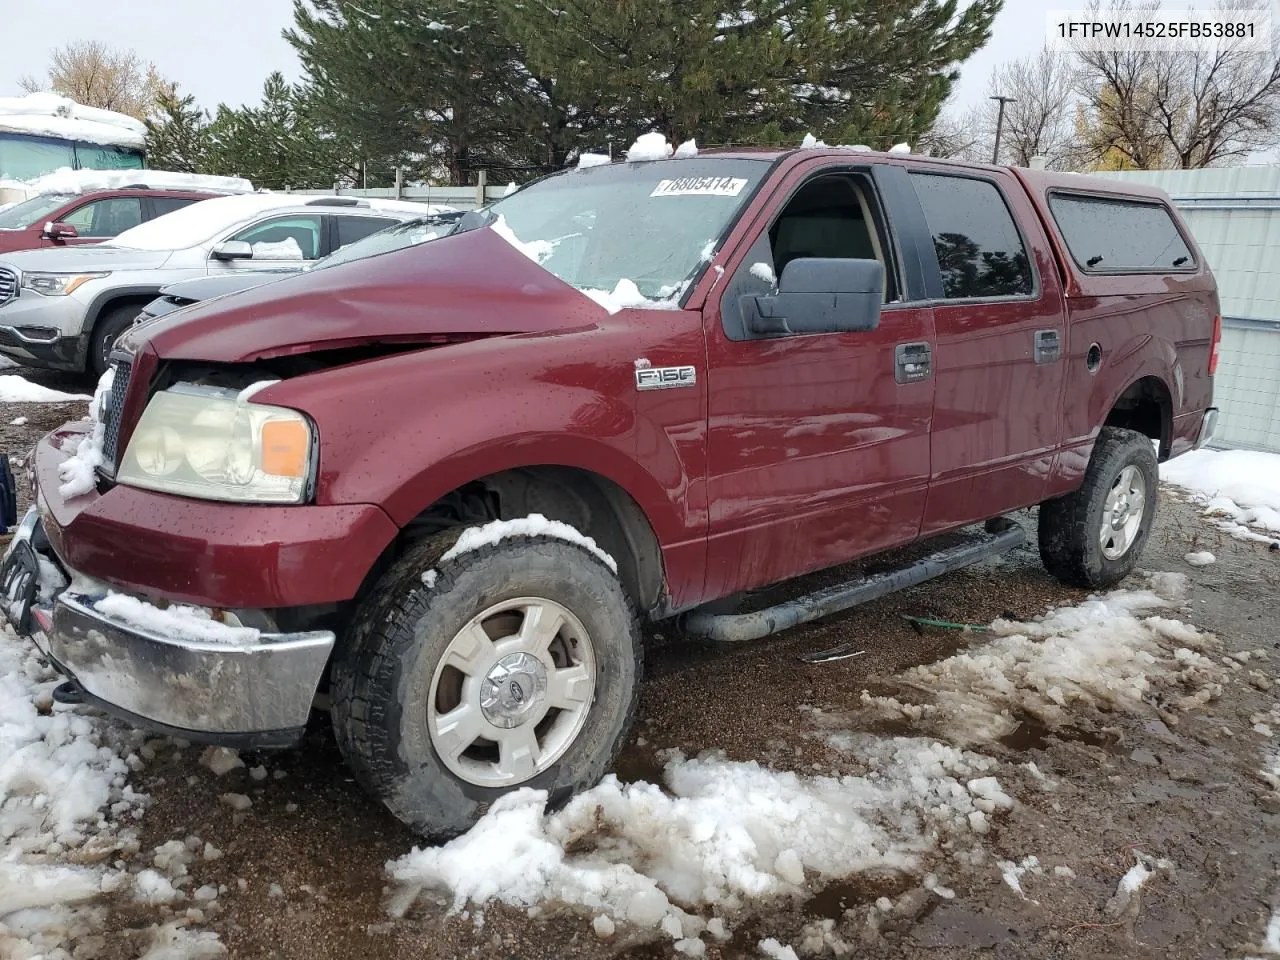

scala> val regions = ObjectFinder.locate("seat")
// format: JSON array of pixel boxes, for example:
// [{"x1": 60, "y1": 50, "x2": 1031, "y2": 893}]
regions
[{"x1": 770, "y1": 177, "x2": 878, "y2": 276}]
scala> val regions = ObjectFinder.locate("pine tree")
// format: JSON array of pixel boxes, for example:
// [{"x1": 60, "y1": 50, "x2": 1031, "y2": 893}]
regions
[
  {"x1": 202, "y1": 73, "x2": 354, "y2": 189},
  {"x1": 144, "y1": 89, "x2": 208, "y2": 173},
  {"x1": 502, "y1": 0, "x2": 1002, "y2": 150}
]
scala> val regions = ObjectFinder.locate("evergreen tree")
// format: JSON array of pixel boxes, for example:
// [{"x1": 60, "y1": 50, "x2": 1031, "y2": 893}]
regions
[
  {"x1": 144, "y1": 89, "x2": 207, "y2": 173},
  {"x1": 202, "y1": 73, "x2": 354, "y2": 189},
  {"x1": 502, "y1": 0, "x2": 1002, "y2": 150}
]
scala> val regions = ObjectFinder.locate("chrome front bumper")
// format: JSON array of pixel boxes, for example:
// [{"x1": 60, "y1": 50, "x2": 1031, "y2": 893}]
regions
[{"x1": 4, "y1": 509, "x2": 334, "y2": 746}]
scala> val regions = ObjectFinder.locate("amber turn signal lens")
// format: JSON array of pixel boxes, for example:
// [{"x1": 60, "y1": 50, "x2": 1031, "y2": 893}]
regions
[{"x1": 260, "y1": 419, "x2": 310, "y2": 478}]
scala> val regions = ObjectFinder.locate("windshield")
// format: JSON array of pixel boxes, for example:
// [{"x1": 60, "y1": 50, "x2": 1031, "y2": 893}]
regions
[
  {"x1": 469, "y1": 158, "x2": 769, "y2": 302},
  {"x1": 0, "y1": 193, "x2": 73, "y2": 230},
  {"x1": 314, "y1": 214, "x2": 460, "y2": 270}
]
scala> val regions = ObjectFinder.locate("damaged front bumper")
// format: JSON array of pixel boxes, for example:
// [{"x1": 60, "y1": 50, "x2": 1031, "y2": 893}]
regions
[{"x1": 3, "y1": 506, "x2": 334, "y2": 748}]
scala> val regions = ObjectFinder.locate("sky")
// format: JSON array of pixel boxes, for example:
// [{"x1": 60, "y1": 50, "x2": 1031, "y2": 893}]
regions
[{"x1": 0, "y1": 0, "x2": 1271, "y2": 116}]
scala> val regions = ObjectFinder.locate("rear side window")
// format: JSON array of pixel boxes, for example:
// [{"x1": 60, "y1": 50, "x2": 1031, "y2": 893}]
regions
[
  {"x1": 336, "y1": 215, "x2": 395, "y2": 248},
  {"x1": 1049, "y1": 194, "x2": 1194, "y2": 272},
  {"x1": 911, "y1": 173, "x2": 1034, "y2": 300},
  {"x1": 150, "y1": 196, "x2": 200, "y2": 218}
]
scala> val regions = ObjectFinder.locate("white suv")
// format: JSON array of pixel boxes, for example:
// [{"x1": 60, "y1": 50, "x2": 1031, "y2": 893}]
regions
[{"x1": 0, "y1": 194, "x2": 438, "y2": 375}]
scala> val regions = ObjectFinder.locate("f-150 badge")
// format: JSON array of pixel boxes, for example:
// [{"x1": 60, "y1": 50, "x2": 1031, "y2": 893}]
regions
[{"x1": 634, "y1": 359, "x2": 697, "y2": 391}]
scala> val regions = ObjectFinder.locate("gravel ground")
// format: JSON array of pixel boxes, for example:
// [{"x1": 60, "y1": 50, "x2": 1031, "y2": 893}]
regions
[{"x1": 3, "y1": 368, "x2": 1279, "y2": 960}]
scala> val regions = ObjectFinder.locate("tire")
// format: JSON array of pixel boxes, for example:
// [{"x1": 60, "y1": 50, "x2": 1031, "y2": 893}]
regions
[
  {"x1": 331, "y1": 529, "x2": 643, "y2": 837},
  {"x1": 1038, "y1": 426, "x2": 1159, "y2": 588},
  {"x1": 89, "y1": 304, "x2": 142, "y2": 377}
]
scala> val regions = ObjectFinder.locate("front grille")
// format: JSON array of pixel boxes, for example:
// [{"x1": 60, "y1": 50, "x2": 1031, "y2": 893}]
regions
[
  {"x1": 0, "y1": 267, "x2": 16, "y2": 307},
  {"x1": 102, "y1": 359, "x2": 132, "y2": 467}
]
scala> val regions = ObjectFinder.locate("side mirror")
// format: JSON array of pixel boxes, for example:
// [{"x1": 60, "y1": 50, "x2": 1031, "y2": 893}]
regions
[
  {"x1": 43, "y1": 221, "x2": 79, "y2": 242},
  {"x1": 211, "y1": 240, "x2": 254, "y2": 261},
  {"x1": 745, "y1": 257, "x2": 883, "y2": 336}
]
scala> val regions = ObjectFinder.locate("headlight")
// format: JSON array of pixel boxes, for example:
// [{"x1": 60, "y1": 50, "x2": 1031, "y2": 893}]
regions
[
  {"x1": 21, "y1": 272, "x2": 110, "y2": 296},
  {"x1": 116, "y1": 384, "x2": 314, "y2": 504}
]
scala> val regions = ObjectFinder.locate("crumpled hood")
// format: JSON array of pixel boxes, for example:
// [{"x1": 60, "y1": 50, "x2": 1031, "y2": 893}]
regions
[
  {"x1": 0, "y1": 243, "x2": 172, "y2": 272},
  {"x1": 125, "y1": 227, "x2": 604, "y2": 362}
]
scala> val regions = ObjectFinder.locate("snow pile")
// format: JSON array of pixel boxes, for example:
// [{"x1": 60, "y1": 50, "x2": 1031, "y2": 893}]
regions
[
  {"x1": 749, "y1": 261, "x2": 776, "y2": 284},
  {"x1": 0, "y1": 375, "x2": 89, "y2": 403},
  {"x1": 0, "y1": 93, "x2": 145, "y2": 148},
  {"x1": 250, "y1": 237, "x2": 304, "y2": 260},
  {"x1": 490, "y1": 214, "x2": 554, "y2": 264},
  {"x1": 0, "y1": 622, "x2": 148, "y2": 958},
  {"x1": 674, "y1": 139, "x2": 698, "y2": 158},
  {"x1": 12, "y1": 167, "x2": 253, "y2": 198},
  {"x1": 576, "y1": 153, "x2": 611, "y2": 169},
  {"x1": 888, "y1": 143, "x2": 912, "y2": 154},
  {"x1": 854, "y1": 574, "x2": 1223, "y2": 745},
  {"x1": 93, "y1": 592, "x2": 262, "y2": 646},
  {"x1": 438, "y1": 513, "x2": 617, "y2": 572},
  {"x1": 800, "y1": 133, "x2": 828, "y2": 149},
  {"x1": 387, "y1": 738, "x2": 1007, "y2": 941},
  {"x1": 1161, "y1": 449, "x2": 1280, "y2": 541},
  {"x1": 55, "y1": 367, "x2": 113, "y2": 500},
  {"x1": 626, "y1": 132, "x2": 674, "y2": 162},
  {"x1": 1184, "y1": 550, "x2": 1216, "y2": 567}
]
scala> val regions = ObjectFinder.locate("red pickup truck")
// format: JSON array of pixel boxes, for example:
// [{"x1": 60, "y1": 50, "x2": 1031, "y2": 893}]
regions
[{"x1": 1, "y1": 147, "x2": 1219, "y2": 836}]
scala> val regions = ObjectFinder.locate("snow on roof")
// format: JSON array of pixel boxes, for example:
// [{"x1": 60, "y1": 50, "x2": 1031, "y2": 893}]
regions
[
  {"x1": 0, "y1": 93, "x2": 146, "y2": 149},
  {"x1": 109, "y1": 192, "x2": 440, "y2": 251},
  {"x1": 5, "y1": 167, "x2": 254, "y2": 198}
]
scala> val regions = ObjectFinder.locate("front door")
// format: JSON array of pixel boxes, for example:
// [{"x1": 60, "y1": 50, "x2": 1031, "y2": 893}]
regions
[
  {"x1": 906, "y1": 169, "x2": 1068, "y2": 534},
  {"x1": 702, "y1": 161, "x2": 936, "y2": 600}
]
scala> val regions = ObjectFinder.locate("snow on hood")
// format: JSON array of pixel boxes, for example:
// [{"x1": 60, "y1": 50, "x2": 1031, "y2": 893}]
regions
[
  {"x1": 6, "y1": 167, "x2": 254, "y2": 198},
  {"x1": 124, "y1": 226, "x2": 610, "y2": 364},
  {"x1": 0, "y1": 92, "x2": 145, "y2": 148}
]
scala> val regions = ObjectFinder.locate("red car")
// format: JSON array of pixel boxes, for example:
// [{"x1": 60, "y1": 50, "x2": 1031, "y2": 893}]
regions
[
  {"x1": 2, "y1": 147, "x2": 1219, "y2": 836},
  {"x1": 0, "y1": 185, "x2": 217, "y2": 253}
]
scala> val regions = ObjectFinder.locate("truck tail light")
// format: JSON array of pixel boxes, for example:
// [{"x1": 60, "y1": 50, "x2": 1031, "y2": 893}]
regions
[{"x1": 1209, "y1": 314, "x2": 1222, "y2": 375}]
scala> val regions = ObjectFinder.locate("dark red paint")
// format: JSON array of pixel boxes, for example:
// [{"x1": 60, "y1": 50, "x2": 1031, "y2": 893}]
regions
[
  {"x1": 38, "y1": 151, "x2": 1217, "y2": 617},
  {"x1": 0, "y1": 188, "x2": 216, "y2": 254}
]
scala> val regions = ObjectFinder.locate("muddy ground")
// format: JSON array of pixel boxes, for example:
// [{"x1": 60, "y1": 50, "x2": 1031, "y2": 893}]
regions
[{"x1": 2, "y1": 373, "x2": 1279, "y2": 960}]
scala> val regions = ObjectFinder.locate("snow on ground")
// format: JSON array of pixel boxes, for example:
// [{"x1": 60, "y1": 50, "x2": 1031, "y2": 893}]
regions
[
  {"x1": 386, "y1": 572, "x2": 1238, "y2": 951},
  {"x1": 1162, "y1": 448, "x2": 1280, "y2": 542},
  {"x1": 854, "y1": 573, "x2": 1224, "y2": 745},
  {"x1": 0, "y1": 375, "x2": 89, "y2": 403},
  {"x1": 0, "y1": 354, "x2": 16, "y2": 369},
  {"x1": 389, "y1": 738, "x2": 1006, "y2": 941}
]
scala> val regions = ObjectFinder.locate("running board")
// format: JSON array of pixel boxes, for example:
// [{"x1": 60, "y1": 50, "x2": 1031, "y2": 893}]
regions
[{"x1": 681, "y1": 518, "x2": 1026, "y2": 646}]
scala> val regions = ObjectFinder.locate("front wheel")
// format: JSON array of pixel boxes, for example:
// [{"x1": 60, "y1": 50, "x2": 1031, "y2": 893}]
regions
[
  {"x1": 331, "y1": 530, "x2": 642, "y2": 837},
  {"x1": 88, "y1": 304, "x2": 142, "y2": 376},
  {"x1": 1038, "y1": 426, "x2": 1159, "y2": 588}
]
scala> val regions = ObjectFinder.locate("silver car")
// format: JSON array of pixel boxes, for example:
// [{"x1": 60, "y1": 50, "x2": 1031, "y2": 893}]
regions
[{"x1": 0, "y1": 194, "x2": 434, "y2": 375}]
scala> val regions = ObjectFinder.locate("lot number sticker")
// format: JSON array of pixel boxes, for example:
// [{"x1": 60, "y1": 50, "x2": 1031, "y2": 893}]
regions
[{"x1": 650, "y1": 177, "x2": 748, "y2": 198}]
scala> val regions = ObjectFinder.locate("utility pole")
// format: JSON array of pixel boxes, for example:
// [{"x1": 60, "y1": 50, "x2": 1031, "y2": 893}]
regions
[{"x1": 990, "y1": 95, "x2": 1016, "y2": 165}]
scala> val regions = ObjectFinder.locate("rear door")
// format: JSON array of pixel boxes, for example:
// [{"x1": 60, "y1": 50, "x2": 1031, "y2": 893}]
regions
[
  {"x1": 701, "y1": 159, "x2": 936, "y2": 599},
  {"x1": 907, "y1": 167, "x2": 1068, "y2": 534}
]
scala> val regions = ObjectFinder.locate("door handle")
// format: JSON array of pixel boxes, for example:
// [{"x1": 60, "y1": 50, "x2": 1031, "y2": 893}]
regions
[
  {"x1": 1034, "y1": 329, "x2": 1061, "y2": 364},
  {"x1": 895, "y1": 342, "x2": 932, "y2": 383}
]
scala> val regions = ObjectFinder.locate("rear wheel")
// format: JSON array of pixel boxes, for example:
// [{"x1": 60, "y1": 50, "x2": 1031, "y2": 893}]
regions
[
  {"x1": 331, "y1": 529, "x2": 642, "y2": 837},
  {"x1": 89, "y1": 304, "x2": 141, "y2": 376},
  {"x1": 1038, "y1": 427, "x2": 1159, "y2": 588}
]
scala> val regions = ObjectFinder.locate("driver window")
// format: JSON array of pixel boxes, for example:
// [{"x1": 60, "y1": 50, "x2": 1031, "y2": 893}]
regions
[
  {"x1": 230, "y1": 215, "x2": 323, "y2": 260},
  {"x1": 720, "y1": 172, "x2": 897, "y2": 341},
  {"x1": 767, "y1": 175, "x2": 893, "y2": 300}
]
